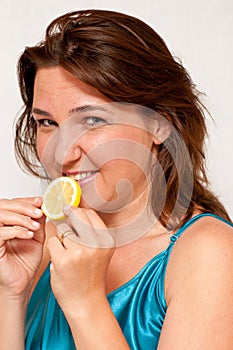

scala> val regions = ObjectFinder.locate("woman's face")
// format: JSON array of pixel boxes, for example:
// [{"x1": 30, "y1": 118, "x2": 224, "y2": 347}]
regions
[{"x1": 32, "y1": 66, "x2": 158, "y2": 216}]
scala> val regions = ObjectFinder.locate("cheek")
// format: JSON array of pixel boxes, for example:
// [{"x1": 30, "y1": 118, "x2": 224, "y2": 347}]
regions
[
  {"x1": 106, "y1": 159, "x2": 148, "y2": 183},
  {"x1": 36, "y1": 133, "x2": 52, "y2": 162},
  {"x1": 36, "y1": 137, "x2": 44, "y2": 161},
  {"x1": 97, "y1": 159, "x2": 149, "y2": 196}
]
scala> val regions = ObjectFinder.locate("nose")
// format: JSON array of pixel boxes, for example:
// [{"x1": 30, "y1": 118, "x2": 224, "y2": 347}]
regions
[{"x1": 53, "y1": 124, "x2": 82, "y2": 167}]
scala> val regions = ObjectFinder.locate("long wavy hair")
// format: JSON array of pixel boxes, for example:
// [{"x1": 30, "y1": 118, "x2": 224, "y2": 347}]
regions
[{"x1": 15, "y1": 9, "x2": 231, "y2": 228}]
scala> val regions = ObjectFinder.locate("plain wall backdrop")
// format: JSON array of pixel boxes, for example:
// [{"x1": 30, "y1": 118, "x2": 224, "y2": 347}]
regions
[{"x1": 0, "y1": 0, "x2": 232, "y2": 218}]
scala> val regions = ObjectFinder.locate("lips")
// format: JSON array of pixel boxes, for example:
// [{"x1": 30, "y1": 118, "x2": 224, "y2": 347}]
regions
[{"x1": 63, "y1": 171, "x2": 98, "y2": 183}]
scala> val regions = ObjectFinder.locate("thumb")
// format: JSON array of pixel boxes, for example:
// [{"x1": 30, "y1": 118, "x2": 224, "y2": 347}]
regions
[{"x1": 34, "y1": 214, "x2": 46, "y2": 244}]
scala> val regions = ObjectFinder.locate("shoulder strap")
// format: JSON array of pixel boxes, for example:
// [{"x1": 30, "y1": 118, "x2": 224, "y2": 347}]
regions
[{"x1": 169, "y1": 213, "x2": 233, "y2": 245}]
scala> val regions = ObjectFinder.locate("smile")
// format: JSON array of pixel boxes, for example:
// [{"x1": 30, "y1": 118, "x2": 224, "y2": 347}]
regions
[{"x1": 63, "y1": 171, "x2": 98, "y2": 184}]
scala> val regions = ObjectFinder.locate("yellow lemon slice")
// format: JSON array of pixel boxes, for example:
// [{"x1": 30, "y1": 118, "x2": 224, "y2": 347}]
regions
[{"x1": 41, "y1": 176, "x2": 82, "y2": 220}]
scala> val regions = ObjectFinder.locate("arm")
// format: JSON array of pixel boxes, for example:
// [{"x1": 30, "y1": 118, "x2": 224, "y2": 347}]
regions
[
  {"x1": 47, "y1": 207, "x2": 130, "y2": 349},
  {"x1": 65, "y1": 294, "x2": 130, "y2": 349},
  {"x1": 158, "y1": 217, "x2": 233, "y2": 349},
  {"x1": 0, "y1": 295, "x2": 28, "y2": 349},
  {"x1": 0, "y1": 197, "x2": 45, "y2": 349}
]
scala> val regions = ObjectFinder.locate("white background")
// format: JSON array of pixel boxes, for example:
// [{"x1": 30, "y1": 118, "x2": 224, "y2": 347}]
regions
[{"x1": 0, "y1": 0, "x2": 232, "y2": 218}]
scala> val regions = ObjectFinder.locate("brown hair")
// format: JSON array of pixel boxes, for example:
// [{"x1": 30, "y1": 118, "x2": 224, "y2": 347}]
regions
[{"x1": 15, "y1": 9, "x2": 231, "y2": 227}]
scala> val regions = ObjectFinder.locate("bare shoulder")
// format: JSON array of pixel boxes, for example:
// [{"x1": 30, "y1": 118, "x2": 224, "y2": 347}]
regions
[
  {"x1": 165, "y1": 215, "x2": 233, "y2": 300},
  {"x1": 177, "y1": 214, "x2": 233, "y2": 253},
  {"x1": 158, "y1": 215, "x2": 233, "y2": 349}
]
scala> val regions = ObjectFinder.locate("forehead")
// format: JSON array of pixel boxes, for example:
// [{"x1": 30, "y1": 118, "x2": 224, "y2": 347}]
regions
[
  {"x1": 32, "y1": 66, "x2": 160, "y2": 136},
  {"x1": 33, "y1": 67, "x2": 141, "y2": 119},
  {"x1": 33, "y1": 66, "x2": 110, "y2": 103}
]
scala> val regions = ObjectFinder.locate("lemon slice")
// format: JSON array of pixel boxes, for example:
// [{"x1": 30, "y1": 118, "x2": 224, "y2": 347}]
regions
[{"x1": 41, "y1": 176, "x2": 82, "y2": 220}]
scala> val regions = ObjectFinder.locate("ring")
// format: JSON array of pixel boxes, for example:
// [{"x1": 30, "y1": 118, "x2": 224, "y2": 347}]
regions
[{"x1": 60, "y1": 230, "x2": 73, "y2": 246}]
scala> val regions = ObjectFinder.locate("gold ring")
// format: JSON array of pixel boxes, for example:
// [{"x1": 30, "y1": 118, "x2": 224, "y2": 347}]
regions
[{"x1": 60, "y1": 230, "x2": 73, "y2": 246}]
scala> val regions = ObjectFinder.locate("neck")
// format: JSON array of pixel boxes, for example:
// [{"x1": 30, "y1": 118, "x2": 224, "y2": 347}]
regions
[{"x1": 97, "y1": 189, "x2": 165, "y2": 246}]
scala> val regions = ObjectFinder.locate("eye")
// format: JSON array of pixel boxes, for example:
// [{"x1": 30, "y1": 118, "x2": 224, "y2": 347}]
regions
[
  {"x1": 82, "y1": 116, "x2": 108, "y2": 127},
  {"x1": 35, "y1": 119, "x2": 58, "y2": 128}
]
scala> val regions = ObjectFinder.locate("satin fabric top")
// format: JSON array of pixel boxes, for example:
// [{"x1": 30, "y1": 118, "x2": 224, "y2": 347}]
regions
[{"x1": 25, "y1": 213, "x2": 232, "y2": 349}]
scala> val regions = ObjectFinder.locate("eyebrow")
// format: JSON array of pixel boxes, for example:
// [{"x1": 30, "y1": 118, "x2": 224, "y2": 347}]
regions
[
  {"x1": 31, "y1": 108, "x2": 52, "y2": 117},
  {"x1": 69, "y1": 105, "x2": 110, "y2": 115},
  {"x1": 32, "y1": 104, "x2": 110, "y2": 117}
]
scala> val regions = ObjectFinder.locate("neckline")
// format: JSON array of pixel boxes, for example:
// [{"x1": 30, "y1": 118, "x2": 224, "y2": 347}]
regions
[
  {"x1": 107, "y1": 247, "x2": 167, "y2": 298},
  {"x1": 41, "y1": 213, "x2": 229, "y2": 299},
  {"x1": 107, "y1": 213, "x2": 227, "y2": 298}
]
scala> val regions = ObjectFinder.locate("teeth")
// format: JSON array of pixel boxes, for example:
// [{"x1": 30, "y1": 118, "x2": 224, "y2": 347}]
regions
[{"x1": 69, "y1": 171, "x2": 97, "y2": 181}]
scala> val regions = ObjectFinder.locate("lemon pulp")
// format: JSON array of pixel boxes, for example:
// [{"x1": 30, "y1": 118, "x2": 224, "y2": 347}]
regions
[{"x1": 41, "y1": 176, "x2": 82, "y2": 220}]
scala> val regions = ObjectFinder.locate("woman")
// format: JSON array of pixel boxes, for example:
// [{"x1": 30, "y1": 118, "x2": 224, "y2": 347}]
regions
[{"x1": 0, "y1": 9, "x2": 232, "y2": 349}]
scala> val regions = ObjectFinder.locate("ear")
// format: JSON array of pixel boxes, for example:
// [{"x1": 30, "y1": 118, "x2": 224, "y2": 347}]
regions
[{"x1": 151, "y1": 113, "x2": 172, "y2": 145}]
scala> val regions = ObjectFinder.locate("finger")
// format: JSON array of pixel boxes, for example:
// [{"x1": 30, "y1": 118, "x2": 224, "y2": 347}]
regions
[
  {"x1": 0, "y1": 198, "x2": 43, "y2": 219},
  {"x1": 47, "y1": 236, "x2": 67, "y2": 264},
  {"x1": 0, "y1": 209, "x2": 41, "y2": 231},
  {"x1": 84, "y1": 210, "x2": 115, "y2": 247},
  {"x1": 7, "y1": 197, "x2": 42, "y2": 205},
  {"x1": 55, "y1": 223, "x2": 77, "y2": 247},
  {"x1": 32, "y1": 215, "x2": 46, "y2": 244},
  {"x1": 62, "y1": 207, "x2": 91, "y2": 240},
  {"x1": 0, "y1": 225, "x2": 34, "y2": 241},
  {"x1": 67, "y1": 207, "x2": 109, "y2": 234},
  {"x1": 64, "y1": 207, "x2": 114, "y2": 248},
  {"x1": 84, "y1": 209, "x2": 109, "y2": 229},
  {"x1": 0, "y1": 197, "x2": 43, "y2": 208},
  {"x1": 47, "y1": 236, "x2": 84, "y2": 277},
  {"x1": 56, "y1": 214, "x2": 94, "y2": 247}
]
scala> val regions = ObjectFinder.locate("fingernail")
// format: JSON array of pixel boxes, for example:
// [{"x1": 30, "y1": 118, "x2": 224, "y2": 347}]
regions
[
  {"x1": 34, "y1": 208, "x2": 43, "y2": 215},
  {"x1": 63, "y1": 205, "x2": 71, "y2": 215},
  {"x1": 34, "y1": 197, "x2": 42, "y2": 204},
  {"x1": 27, "y1": 231, "x2": 34, "y2": 237},
  {"x1": 32, "y1": 220, "x2": 40, "y2": 228}
]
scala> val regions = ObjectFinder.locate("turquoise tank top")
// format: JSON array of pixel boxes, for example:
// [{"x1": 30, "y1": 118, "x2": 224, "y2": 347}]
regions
[{"x1": 25, "y1": 213, "x2": 232, "y2": 349}]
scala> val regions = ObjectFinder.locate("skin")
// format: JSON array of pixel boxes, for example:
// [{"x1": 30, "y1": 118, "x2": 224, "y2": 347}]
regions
[
  {"x1": 34, "y1": 67, "x2": 160, "y2": 223},
  {"x1": 0, "y1": 66, "x2": 232, "y2": 349}
]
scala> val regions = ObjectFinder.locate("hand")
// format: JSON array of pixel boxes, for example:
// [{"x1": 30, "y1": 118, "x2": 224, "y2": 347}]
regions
[
  {"x1": 47, "y1": 207, "x2": 115, "y2": 313},
  {"x1": 0, "y1": 197, "x2": 45, "y2": 300}
]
